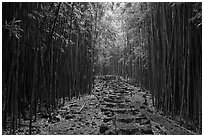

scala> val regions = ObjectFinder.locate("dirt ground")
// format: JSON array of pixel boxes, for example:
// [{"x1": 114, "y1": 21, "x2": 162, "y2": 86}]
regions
[{"x1": 5, "y1": 75, "x2": 199, "y2": 135}]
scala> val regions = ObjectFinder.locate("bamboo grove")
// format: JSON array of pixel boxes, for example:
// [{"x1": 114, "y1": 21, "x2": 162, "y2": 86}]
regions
[
  {"x1": 93, "y1": 2, "x2": 202, "y2": 131},
  {"x1": 148, "y1": 2, "x2": 202, "y2": 130},
  {"x1": 2, "y1": 2, "x2": 96, "y2": 134},
  {"x1": 2, "y1": 2, "x2": 202, "y2": 134}
]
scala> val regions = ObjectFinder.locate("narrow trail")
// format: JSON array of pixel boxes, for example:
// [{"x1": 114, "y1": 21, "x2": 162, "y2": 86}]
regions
[
  {"x1": 2, "y1": 3, "x2": 201, "y2": 135},
  {"x1": 35, "y1": 75, "x2": 194, "y2": 135}
]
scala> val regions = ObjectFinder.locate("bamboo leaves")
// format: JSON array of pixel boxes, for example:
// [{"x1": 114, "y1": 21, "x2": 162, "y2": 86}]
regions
[
  {"x1": 3, "y1": 2, "x2": 95, "y2": 134},
  {"x1": 4, "y1": 19, "x2": 23, "y2": 39}
]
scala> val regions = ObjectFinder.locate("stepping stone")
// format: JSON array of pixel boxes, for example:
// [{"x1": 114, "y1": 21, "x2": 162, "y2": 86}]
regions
[
  {"x1": 122, "y1": 86, "x2": 129, "y2": 90},
  {"x1": 104, "y1": 97, "x2": 124, "y2": 103},
  {"x1": 103, "y1": 110, "x2": 113, "y2": 116},
  {"x1": 101, "y1": 107, "x2": 113, "y2": 112},
  {"x1": 104, "y1": 130, "x2": 116, "y2": 135},
  {"x1": 147, "y1": 108, "x2": 154, "y2": 113},
  {"x1": 114, "y1": 108, "x2": 127, "y2": 114},
  {"x1": 100, "y1": 102, "x2": 107, "y2": 105},
  {"x1": 103, "y1": 117, "x2": 113, "y2": 123},
  {"x1": 89, "y1": 95, "x2": 97, "y2": 100},
  {"x1": 155, "y1": 124, "x2": 161, "y2": 130},
  {"x1": 53, "y1": 115, "x2": 61, "y2": 122},
  {"x1": 103, "y1": 90, "x2": 109, "y2": 94},
  {"x1": 69, "y1": 104, "x2": 78, "y2": 107},
  {"x1": 72, "y1": 111, "x2": 82, "y2": 114},
  {"x1": 135, "y1": 116, "x2": 147, "y2": 121},
  {"x1": 116, "y1": 114, "x2": 136, "y2": 123},
  {"x1": 100, "y1": 125, "x2": 110, "y2": 134},
  {"x1": 91, "y1": 121, "x2": 97, "y2": 126},
  {"x1": 130, "y1": 108, "x2": 140, "y2": 113},
  {"x1": 140, "y1": 127, "x2": 154, "y2": 134},
  {"x1": 104, "y1": 102, "x2": 117, "y2": 108},
  {"x1": 108, "y1": 95, "x2": 117, "y2": 99},
  {"x1": 65, "y1": 114, "x2": 75, "y2": 120},
  {"x1": 118, "y1": 103, "x2": 128, "y2": 108},
  {"x1": 125, "y1": 99, "x2": 131, "y2": 102},
  {"x1": 85, "y1": 121, "x2": 90, "y2": 125},
  {"x1": 117, "y1": 123, "x2": 140, "y2": 135},
  {"x1": 119, "y1": 90, "x2": 130, "y2": 94},
  {"x1": 111, "y1": 86, "x2": 119, "y2": 90},
  {"x1": 39, "y1": 113, "x2": 49, "y2": 119},
  {"x1": 108, "y1": 94, "x2": 123, "y2": 99},
  {"x1": 69, "y1": 127, "x2": 74, "y2": 130},
  {"x1": 94, "y1": 87, "x2": 101, "y2": 92},
  {"x1": 140, "y1": 119, "x2": 151, "y2": 125},
  {"x1": 18, "y1": 128, "x2": 24, "y2": 132},
  {"x1": 140, "y1": 105, "x2": 146, "y2": 109},
  {"x1": 109, "y1": 93, "x2": 117, "y2": 96},
  {"x1": 143, "y1": 100, "x2": 148, "y2": 105},
  {"x1": 115, "y1": 96, "x2": 124, "y2": 100}
]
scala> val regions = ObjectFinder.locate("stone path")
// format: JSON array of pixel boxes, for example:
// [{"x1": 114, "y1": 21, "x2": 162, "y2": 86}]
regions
[
  {"x1": 33, "y1": 75, "x2": 196, "y2": 135},
  {"x1": 93, "y1": 75, "x2": 153, "y2": 135},
  {"x1": 93, "y1": 75, "x2": 194, "y2": 135}
]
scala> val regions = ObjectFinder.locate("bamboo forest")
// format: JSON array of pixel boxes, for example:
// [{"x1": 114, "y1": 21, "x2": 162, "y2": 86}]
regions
[{"x1": 2, "y1": 2, "x2": 202, "y2": 135}]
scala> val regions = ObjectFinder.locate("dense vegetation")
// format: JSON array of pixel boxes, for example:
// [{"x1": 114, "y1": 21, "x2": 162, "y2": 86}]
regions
[
  {"x1": 2, "y1": 2, "x2": 202, "y2": 134},
  {"x1": 93, "y1": 2, "x2": 202, "y2": 131},
  {"x1": 2, "y1": 2, "x2": 95, "y2": 134}
]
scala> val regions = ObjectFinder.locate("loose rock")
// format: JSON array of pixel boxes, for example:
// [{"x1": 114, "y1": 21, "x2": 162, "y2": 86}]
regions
[
  {"x1": 65, "y1": 115, "x2": 75, "y2": 120},
  {"x1": 99, "y1": 125, "x2": 109, "y2": 134}
]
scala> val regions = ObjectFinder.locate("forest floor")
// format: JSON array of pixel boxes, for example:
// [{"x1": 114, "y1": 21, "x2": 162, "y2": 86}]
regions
[{"x1": 6, "y1": 75, "x2": 199, "y2": 135}]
